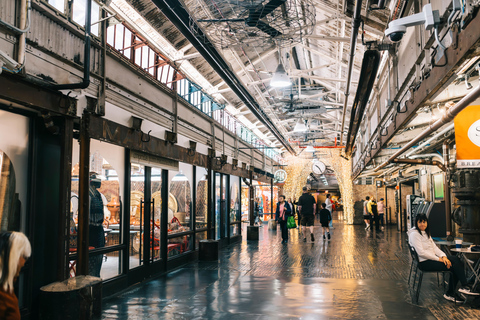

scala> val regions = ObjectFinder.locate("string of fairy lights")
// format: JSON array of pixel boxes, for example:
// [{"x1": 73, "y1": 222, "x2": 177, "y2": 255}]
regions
[{"x1": 281, "y1": 150, "x2": 354, "y2": 224}]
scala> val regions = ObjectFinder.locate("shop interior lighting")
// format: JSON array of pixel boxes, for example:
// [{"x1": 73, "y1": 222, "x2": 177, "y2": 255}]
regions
[
  {"x1": 270, "y1": 63, "x2": 292, "y2": 87},
  {"x1": 293, "y1": 119, "x2": 307, "y2": 132}
]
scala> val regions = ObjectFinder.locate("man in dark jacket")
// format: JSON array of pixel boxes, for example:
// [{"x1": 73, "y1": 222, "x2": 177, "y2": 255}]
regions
[
  {"x1": 275, "y1": 195, "x2": 292, "y2": 244},
  {"x1": 297, "y1": 187, "x2": 316, "y2": 242}
]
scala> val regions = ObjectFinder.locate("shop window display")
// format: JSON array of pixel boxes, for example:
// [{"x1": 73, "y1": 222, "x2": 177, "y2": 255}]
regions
[
  {"x1": 195, "y1": 169, "x2": 208, "y2": 230},
  {"x1": 70, "y1": 151, "x2": 121, "y2": 278},
  {"x1": 230, "y1": 178, "x2": 241, "y2": 236},
  {"x1": 241, "y1": 181, "x2": 277, "y2": 221},
  {"x1": 168, "y1": 166, "x2": 193, "y2": 257}
]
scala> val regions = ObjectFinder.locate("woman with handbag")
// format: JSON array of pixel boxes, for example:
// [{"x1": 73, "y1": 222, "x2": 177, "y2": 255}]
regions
[{"x1": 275, "y1": 195, "x2": 292, "y2": 244}]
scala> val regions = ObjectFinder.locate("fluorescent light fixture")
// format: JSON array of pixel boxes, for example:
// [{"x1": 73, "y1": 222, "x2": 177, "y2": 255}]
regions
[
  {"x1": 305, "y1": 145, "x2": 316, "y2": 152},
  {"x1": 293, "y1": 119, "x2": 307, "y2": 132},
  {"x1": 270, "y1": 63, "x2": 291, "y2": 87},
  {"x1": 172, "y1": 171, "x2": 188, "y2": 182}
]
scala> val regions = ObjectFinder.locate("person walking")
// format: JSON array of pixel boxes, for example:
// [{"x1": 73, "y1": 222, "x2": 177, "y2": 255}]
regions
[
  {"x1": 254, "y1": 197, "x2": 262, "y2": 227},
  {"x1": 368, "y1": 198, "x2": 379, "y2": 231},
  {"x1": 275, "y1": 195, "x2": 292, "y2": 243},
  {"x1": 363, "y1": 196, "x2": 371, "y2": 230},
  {"x1": 293, "y1": 196, "x2": 300, "y2": 230},
  {"x1": 297, "y1": 187, "x2": 317, "y2": 242},
  {"x1": 319, "y1": 203, "x2": 332, "y2": 240},
  {"x1": 325, "y1": 193, "x2": 334, "y2": 229},
  {"x1": 0, "y1": 232, "x2": 31, "y2": 320},
  {"x1": 377, "y1": 198, "x2": 385, "y2": 228}
]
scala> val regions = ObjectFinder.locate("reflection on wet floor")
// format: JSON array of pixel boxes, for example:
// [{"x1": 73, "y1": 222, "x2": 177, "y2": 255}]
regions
[{"x1": 102, "y1": 215, "x2": 480, "y2": 319}]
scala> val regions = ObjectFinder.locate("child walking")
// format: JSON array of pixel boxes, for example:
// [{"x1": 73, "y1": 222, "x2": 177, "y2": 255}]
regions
[{"x1": 319, "y1": 203, "x2": 332, "y2": 240}]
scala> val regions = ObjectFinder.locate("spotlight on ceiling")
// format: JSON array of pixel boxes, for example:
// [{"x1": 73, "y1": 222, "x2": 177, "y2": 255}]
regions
[
  {"x1": 305, "y1": 145, "x2": 316, "y2": 152},
  {"x1": 293, "y1": 119, "x2": 307, "y2": 132},
  {"x1": 270, "y1": 63, "x2": 292, "y2": 87}
]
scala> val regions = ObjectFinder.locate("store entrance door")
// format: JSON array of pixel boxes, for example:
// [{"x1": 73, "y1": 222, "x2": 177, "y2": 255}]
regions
[
  {"x1": 129, "y1": 164, "x2": 165, "y2": 283},
  {"x1": 214, "y1": 173, "x2": 229, "y2": 241}
]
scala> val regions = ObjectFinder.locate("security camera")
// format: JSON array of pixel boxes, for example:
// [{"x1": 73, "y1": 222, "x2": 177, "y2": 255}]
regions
[
  {"x1": 0, "y1": 50, "x2": 21, "y2": 71},
  {"x1": 385, "y1": 4, "x2": 439, "y2": 42}
]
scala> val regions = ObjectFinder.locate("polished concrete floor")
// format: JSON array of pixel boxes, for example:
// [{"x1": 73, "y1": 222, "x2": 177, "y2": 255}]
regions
[{"x1": 101, "y1": 214, "x2": 480, "y2": 319}]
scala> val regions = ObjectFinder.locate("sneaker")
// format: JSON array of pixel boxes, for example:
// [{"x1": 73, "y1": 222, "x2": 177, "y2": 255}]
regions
[
  {"x1": 323, "y1": 235, "x2": 326, "y2": 240},
  {"x1": 311, "y1": 234, "x2": 315, "y2": 242},
  {"x1": 327, "y1": 233, "x2": 331, "y2": 240},
  {"x1": 443, "y1": 293, "x2": 466, "y2": 304},
  {"x1": 458, "y1": 285, "x2": 480, "y2": 296},
  {"x1": 303, "y1": 238, "x2": 306, "y2": 242}
]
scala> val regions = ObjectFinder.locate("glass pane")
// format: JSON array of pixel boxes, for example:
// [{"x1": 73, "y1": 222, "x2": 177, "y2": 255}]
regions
[
  {"x1": 215, "y1": 173, "x2": 220, "y2": 239},
  {"x1": 241, "y1": 180, "x2": 249, "y2": 221},
  {"x1": 0, "y1": 150, "x2": 17, "y2": 232},
  {"x1": 195, "y1": 231, "x2": 207, "y2": 250},
  {"x1": 168, "y1": 169, "x2": 192, "y2": 234},
  {"x1": 48, "y1": 0, "x2": 65, "y2": 13},
  {"x1": 72, "y1": 0, "x2": 86, "y2": 26},
  {"x1": 229, "y1": 177, "x2": 240, "y2": 236},
  {"x1": 168, "y1": 234, "x2": 192, "y2": 259},
  {"x1": 101, "y1": 250, "x2": 122, "y2": 279},
  {"x1": 223, "y1": 175, "x2": 228, "y2": 237},
  {"x1": 230, "y1": 223, "x2": 240, "y2": 236},
  {"x1": 114, "y1": 25, "x2": 124, "y2": 50},
  {"x1": 70, "y1": 152, "x2": 121, "y2": 277},
  {"x1": 91, "y1": 1, "x2": 100, "y2": 36},
  {"x1": 195, "y1": 169, "x2": 208, "y2": 230},
  {"x1": 151, "y1": 167, "x2": 162, "y2": 262},
  {"x1": 129, "y1": 163, "x2": 145, "y2": 269},
  {"x1": 69, "y1": 250, "x2": 122, "y2": 279},
  {"x1": 106, "y1": 25, "x2": 115, "y2": 47}
]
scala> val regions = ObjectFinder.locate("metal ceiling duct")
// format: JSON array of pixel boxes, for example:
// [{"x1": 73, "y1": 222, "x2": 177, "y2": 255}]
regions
[
  {"x1": 152, "y1": 0, "x2": 296, "y2": 155},
  {"x1": 345, "y1": 50, "x2": 381, "y2": 157}
]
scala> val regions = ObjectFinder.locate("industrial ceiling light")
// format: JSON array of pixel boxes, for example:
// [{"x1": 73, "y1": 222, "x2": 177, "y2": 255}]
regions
[
  {"x1": 270, "y1": 63, "x2": 291, "y2": 87},
  {"x1": 305, "y1": 145, "x2": 316, "y2": 152},
  {"x1": 293, "y1": 119, "x2": 307, "y2": 132}
]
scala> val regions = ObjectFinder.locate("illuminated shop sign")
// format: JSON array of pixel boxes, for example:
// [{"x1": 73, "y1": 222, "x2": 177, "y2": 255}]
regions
[{"x1": 454, "y1": 105, "x2": 480, "y2": 168}]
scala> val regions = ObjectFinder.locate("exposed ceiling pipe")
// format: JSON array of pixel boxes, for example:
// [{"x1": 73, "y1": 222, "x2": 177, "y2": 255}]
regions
[
  {"x1": 339, "y1": 0, "x2": 363, "y2": 144},
  {"x1": 391, "y1": 158, "x2": 446, "y2": 172},
  {"x1": 409, "y1": 153, "x2": 443, "y2": 163},
  {"x1": 404, "y1": 123, "x2": 454, "y2": 157},
  {"x1": 374, "y1": 84, "x2": 480, "y2": 172},
  {"x1": 152, "y1": 0, "x2": 296, "y2": 155}
]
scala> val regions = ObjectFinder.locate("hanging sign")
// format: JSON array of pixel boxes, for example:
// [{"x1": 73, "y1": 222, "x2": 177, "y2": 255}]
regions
[
  {"x1": 454, "y1": 105, "x2": 480, "y2": 168},
  {"x1": 274, "y1": 169, "x2": 287, "y2": 183}
]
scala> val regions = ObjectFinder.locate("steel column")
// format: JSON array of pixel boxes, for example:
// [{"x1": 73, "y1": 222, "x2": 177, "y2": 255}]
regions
[
  {"x1": 443, "y1": 140, "x2": 453, "y2": 240},
  {"x1": 77, "y1": 113, "x2": 91, "y2": 275}
]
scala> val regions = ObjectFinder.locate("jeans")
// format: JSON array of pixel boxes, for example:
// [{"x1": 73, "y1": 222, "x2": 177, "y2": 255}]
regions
[
  {"x1": 378, "y1": 214, "x2": 384, "y2": 226},
  {"x1": 279, "y1": 220, "x2": 288, "y2": 241},
  {"x1": 418, "y1": 255, "x2": 467, "y2": 294}
]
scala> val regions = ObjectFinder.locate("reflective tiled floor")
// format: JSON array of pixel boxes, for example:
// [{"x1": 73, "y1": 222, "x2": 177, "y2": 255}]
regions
[{"x1": 102, "y1": 214, "x2": 480, "y2": 319}]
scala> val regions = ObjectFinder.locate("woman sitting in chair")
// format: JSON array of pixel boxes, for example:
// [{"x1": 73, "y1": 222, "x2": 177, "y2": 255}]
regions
[{"x1": 408, "y1": 214, "x2": 478, "y2": 303}]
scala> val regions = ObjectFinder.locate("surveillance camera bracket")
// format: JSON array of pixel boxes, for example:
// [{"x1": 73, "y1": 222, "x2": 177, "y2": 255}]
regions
[{"x1": 385, "y1": 4, "x2": 440, "y2": 39}]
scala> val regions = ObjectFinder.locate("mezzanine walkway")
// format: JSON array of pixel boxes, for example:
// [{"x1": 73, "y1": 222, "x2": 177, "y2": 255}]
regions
[{"x1": 101, "y1": 214, "x2": 480, "y2": 319}]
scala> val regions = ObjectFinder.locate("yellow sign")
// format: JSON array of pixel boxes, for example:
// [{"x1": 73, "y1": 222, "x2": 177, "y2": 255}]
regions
[{"x1": 454, "y1": 105, "x2": 480, "y2": 168}]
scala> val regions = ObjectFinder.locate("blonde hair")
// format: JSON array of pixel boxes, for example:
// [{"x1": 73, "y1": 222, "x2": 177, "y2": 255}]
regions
[{"x1": 0, "y1": 232, "x2": 31, "y2": 293}]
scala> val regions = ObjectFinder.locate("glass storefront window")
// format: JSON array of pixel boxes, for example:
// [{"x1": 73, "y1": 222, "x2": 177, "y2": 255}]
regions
[
  {"x1": 195, "y1": 168, "x2": 208, "y2": 230},
  {"x1": 167, "y1": 234, "x2": 192, "y2": 258},
  {"x1": 168, "y1": 164, "x2": 193, "y2": 234},
  {"x1": 230, "y1": 176, "x2": 241, "y2": 236},
  {"x1": 129, "y1": 163, "x2": 145, "y2": 269},
  {"x1": 70, "y1": 149, "x2": 121, "y2": 278},
  {"x1": 195, "y1": 231, "x2": 207, "y2": 250}
]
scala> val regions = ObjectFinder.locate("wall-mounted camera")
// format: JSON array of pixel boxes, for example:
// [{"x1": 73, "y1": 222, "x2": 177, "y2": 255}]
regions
[
  {"x1": 385, "y1": 4, "x2": 439, "y2": 42},
  {"x1": 0, "y1": 50, "x2": 21, "y2": 73}
]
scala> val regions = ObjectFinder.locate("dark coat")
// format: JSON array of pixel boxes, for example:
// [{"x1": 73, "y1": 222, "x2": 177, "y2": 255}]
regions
[{"x1": 275, "y1": 201, "x2": 292, "y2": 221}]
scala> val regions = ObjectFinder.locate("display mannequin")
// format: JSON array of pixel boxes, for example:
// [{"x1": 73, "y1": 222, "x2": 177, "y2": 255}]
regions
[{"x1": 88, "y1": 173, "x2": 106, "y2": 277}]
